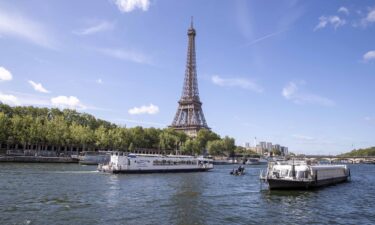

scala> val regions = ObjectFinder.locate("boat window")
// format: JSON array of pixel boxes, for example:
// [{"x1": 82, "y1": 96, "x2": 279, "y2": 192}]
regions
[
  {"x1": 297, "y1": 171, "x2": 305, "y2": 179},
  {"x1": 281, "y1": 170, "x2": 288, "y2": 177}
]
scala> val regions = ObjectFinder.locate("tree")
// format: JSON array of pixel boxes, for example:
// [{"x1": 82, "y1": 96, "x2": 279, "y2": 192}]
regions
[
  {"x1": 207, "y1": 140, "x2": 224, "y2": 156},
  {"x1": 70, "y1": 122, "x2": 94, "y2": 152},
  {"x1": 222, "y1": 136, "x2": 236, "y2": 156},
  {"x1": 0, "y1": 112, "x2": 10, "y2": 146},
  {"x1": 271, "y1": 149, "x2": 282, "y2": 156},
  {"x1": 144, "y1": 128, "x2": 161, "y2": 149},
  {"x1": 29, "y1": 116, "x2": 46, "y2": 151},
  {"x1": 0, "y1": 104, "x2": 243, "y2": 156},
  {"x1": 108, "y1": 127, "x2": 130, "y2": 150},
  {"x1": 10, "y1": 115, "x2": 32, "y2": 150},
  {"x1": 196, "y1": 129, "x2": 220, "y2": 151},
  {"x1": 94, "y1": 125, "x2": 109, "y2": 150},
  {"x1": 234, "y1": 146, "x2": 258, "y2": 156},
  {"x1": 46, "y1": 115, "x2": 69, "y2": 153},
  {"x1": 159, "y1": 128, "x2": 179, "y2": 150},
  {"x1": 181, "y1": 139, "x2": 200, "y2": 155},
  {"x1": 130, "y1": 126, "x2": 146, "y2": 148},
  {"x1": 341, "y1": 147, "x2": 375, "y2": 157},
  {"x1": 129, "y1": 142, "x2": 135, "y2": 151}
]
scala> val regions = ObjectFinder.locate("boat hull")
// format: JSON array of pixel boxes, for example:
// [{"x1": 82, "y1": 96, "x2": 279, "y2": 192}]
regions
[
  {"x1": 79, "y1": 161, "x2": 101, "y2": 165},
  {"x1": 267, "y1": 176, "x2": 349, "y2": 190}
]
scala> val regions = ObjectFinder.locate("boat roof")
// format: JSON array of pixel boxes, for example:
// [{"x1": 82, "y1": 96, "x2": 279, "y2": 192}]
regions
[{"x1": 111, "y1": 152, "x2": 210, "y2": 159}]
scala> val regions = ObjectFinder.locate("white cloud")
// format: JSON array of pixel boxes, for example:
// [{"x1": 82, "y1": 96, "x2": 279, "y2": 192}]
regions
[
  {"x1": 96, "y1": 78, "x2": 103, "y2": 84},
  {"x1": 74, "y1": 21, "x2": 114, "y2": 36},
  {"x1": 51, "y1": 96, "x2": 85, "y2": 109},
  {"x1": 366, "y1": 8, "x2": 375, "y2": 23},
  {"x1": 114, "y1": 0, "x2": 150, "y2": 13},
  {"x1": 0, "y1": 67, "x2": 12, "y2": 81},
  {"x1": 357, "y1": 8, "x2": 375, "y2": 27},
  {"x1": 363, "y1": 50, "x2": 375, "y2": 62},
  {"x1": 211, "y1": 75, "x2": 263, "y2": 93},
  {"x1": 95, "y1": 47, "x2": 151, "y2": 64},
  {"x1": 0, "y1": 91, "x2": 50, "y2": 106},
  {"x1": 0, "y1": 93, "x2": 19, "y2": 105},
  {"x1": 0, "y1": 91, "x2": 102, "y2": 110},
  {"x1": 282, "y1": 81, "x2": 335, "y2": 106},
  {"x1": 0, "y1": 8, "x2": 57, "y2": 49},
  {"x1": 314, "y1": 16, "x2": 346, "y2": 30},
  {"x1": 292, "y1": 134, "x2": 316, "y2": 141},
  {"x1": 364, "y1": 116, "x2": 372, "y2": 121},
  {"x1": 128, "y1": 104, "x2": 159, "y2": 115},
  {"x1": 338, "y1": 7, "x2": 349, "y2": 15},
  {"x1": 28, "y1": 80, "x2": 50, "y2": 93},
  {"x1": 282, "y1": 82, "x2": 298, "y2": 99}
]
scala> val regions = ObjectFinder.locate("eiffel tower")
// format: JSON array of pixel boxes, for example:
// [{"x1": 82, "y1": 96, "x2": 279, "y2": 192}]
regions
[{"x1": 170, "y1": 20, "x2": 209, "y2": 137}]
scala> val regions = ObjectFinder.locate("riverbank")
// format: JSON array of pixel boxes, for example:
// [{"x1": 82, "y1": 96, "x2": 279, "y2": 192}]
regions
[{"x1": 0, "y1": 156, "x2": 78, "y2": 163}]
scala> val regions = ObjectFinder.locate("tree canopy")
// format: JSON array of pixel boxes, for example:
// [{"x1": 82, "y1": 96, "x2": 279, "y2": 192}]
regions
[
  {"x1": 0, "y1": 104, "x2": 238, "y2": 156},
  {"x1": 340, "y1": 147, "x2": 375, "y2": 157}
]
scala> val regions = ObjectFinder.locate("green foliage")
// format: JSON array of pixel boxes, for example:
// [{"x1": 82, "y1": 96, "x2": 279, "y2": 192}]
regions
[
  {"x1": 206, "y1": 136, "x2": 236, "y2": 156},
  {"x1": 196, "y1": 129, "x2": 221, "y2": 150},
  {"x1": 0, "y1": 112, "x2": 10, "y2": 143},
  {"x1": 158, "y1": 128, "x2": 177, "y2": 150},
  {"x1": 340, "y1": 147, "x2": 375, "y2": 157},
  {"x1": 181, "y1": 139, "x2": 200, "y2": 155},
  {"x1": 222, "y1": 136, "x2": 236, "y2": 156},
  {"x1": 179, "y1": 129, "x2": 221, "y2": 155},
  {"x1": 207, "y1": 139, "x2": 224, "y2": 156},
  {"x1": 0, "y1": 103, "x2": 237, "y2": 155},
  {"x1": 271, "y1": 149, "x2": 282, "y2": 156},
  {"x1": 234, "y1": 146, "x2": 258, "y2": 156}
]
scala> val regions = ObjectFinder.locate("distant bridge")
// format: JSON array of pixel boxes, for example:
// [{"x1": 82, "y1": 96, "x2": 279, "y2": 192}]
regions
[
  {"x1": 297, "y1": 155, "x2": 375, "y2": 163},
  {"x1": 302, "y1": 155, "x2": 375, "y2": 159}
]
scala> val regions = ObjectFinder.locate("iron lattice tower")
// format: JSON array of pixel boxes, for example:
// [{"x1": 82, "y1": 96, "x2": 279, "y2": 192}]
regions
[{"x1": 170, "y1": 20, "x2": 209, "y2": 137}]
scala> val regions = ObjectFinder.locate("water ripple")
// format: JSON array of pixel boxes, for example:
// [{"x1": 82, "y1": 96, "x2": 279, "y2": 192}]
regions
[{"x1": 0, "y1": 164, "x2": 374, "y2": 225}]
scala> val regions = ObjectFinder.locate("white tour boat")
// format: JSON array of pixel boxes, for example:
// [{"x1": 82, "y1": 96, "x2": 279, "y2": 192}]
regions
[
  {"x1": 98, "y1": 152, "x2": 214, "y2": 173},
  {"x1": 260, "y1": 160, "x2": 350, "y2": 189}
]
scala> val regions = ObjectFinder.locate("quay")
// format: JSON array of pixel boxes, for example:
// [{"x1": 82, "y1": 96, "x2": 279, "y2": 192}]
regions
[{"x1": 0, "y1": 156, "x2": 78, "y2": 163}]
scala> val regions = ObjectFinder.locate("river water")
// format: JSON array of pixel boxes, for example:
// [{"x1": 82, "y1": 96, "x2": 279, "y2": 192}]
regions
[{"x1": 0, "y1": 163, "x2": 374, "y2": 225}]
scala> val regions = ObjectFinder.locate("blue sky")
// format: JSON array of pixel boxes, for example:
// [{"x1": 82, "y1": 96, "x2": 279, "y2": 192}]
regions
[{"x1": 0, "y1": 0, "x2": 374, "y2": 154}]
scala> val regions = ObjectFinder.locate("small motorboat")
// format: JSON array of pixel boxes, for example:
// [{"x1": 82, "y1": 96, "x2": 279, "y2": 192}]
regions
[{"x1": 230, "y1": 165, "x2": 245, "y2": 176}]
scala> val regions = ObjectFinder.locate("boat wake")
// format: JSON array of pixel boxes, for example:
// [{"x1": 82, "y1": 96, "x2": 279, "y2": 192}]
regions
[{"x1": 52, "y1": 171, "x2": 99, "y2": 174}]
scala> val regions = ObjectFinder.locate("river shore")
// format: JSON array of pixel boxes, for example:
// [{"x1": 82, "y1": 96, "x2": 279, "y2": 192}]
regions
[{"x1": 0, "y1": 156, "x2": 78, "y2": 163}]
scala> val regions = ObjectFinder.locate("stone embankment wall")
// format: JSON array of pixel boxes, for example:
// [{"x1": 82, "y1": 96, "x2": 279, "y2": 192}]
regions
[{"x1": 0, "y1": 156, "x2": 78, "y2": 163}]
